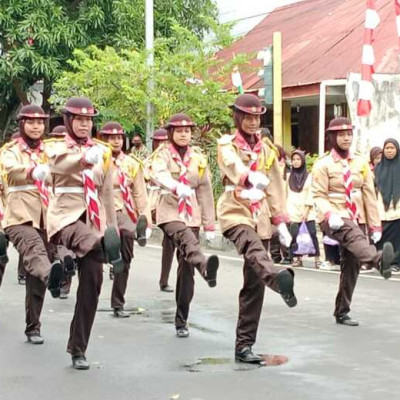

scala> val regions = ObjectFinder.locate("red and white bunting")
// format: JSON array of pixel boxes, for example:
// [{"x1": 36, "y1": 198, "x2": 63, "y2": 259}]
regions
[
  {"x1": 395, "y1": 1, "x2": 400, "y2": 51},
  {"x1": 357, "y1": 0, "x2": 380, "y2": 117}
]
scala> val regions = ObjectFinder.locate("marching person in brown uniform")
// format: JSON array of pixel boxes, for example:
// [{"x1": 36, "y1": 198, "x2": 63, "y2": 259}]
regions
[
  {"x1": 217, "y1": 94, "x2": 296, "y2": 364},
  {"x1": 48, "y1": 125, "x2": 76, "y2": 299},
  {"x1": 99, "y1": 121, "x2": 150, "y2": 318},
  {"x1": 0, "y1": 105, "x2": 64, "y2": 344},
  {"x1": 147, "y1": 128, "x2": 175, "y2": 292},
  {"x1": 0, "y1": 171, "x2": 9, "y2": 288},
  {"x1": 312, "y1": 117, "x2": 394, "y2": 327},
  {"x1": 150, "y1": 113, "x2": 219, "y2": 338},
  {"x1": 42, "y1": 97, "x2": 122, "y2": 369}
]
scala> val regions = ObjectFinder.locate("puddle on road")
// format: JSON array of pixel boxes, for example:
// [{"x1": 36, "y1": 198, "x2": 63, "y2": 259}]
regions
[{"x1": 183, "y1": 355, "x2": 288, "y2": 372}]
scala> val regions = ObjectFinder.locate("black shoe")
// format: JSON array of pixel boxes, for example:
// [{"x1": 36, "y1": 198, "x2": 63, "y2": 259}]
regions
[
  {"x1": 176, "y1": 327, "x2": 189, "y2": 338},
  {"x1": 63, "y1": 255, "x2": 76, "y2": 277},
  {"x1": 206, "y1": 255, "x2": 219, "y2": 288},
  {"x1": 72, "y1": 355, "x2": 90, "y2": 370},
  {"x1": 380, "y1": 242, "x2": 394, "y2": 279},
  {"x1": 113, "y1": 308, "x2": 130, "y2": 318},
  {"x1": 235, "y1": 346, "x2": 264, "y2": 363},
  {"x1": 0, "y1": 232, "x2": 9, "y2": 264},
  {"x1": 59, "y1": 291, "x2": 69, "y2": 300},
  {"x1": 160, "y1": 284, "x2": 174, "y2": 293},
  {"x1": 276, "y1": 270, "x2": 297, "y2": 308},
  {"x1": 391, "y1": 265, "x2": 400, "y2": 274},
  {"x1": 27, "y1": 334, "x2": 44, "y2": 345},
  {"x1": 103, "y1": 227, "x2": 123, "y2": 273},
  {"x1": 47, "y1": 261, "x2": 63, "y2": 298},
  {"x1": 136, "y1": 215, "x2": 148, "y2": 247},
  {"x1": 18, "y1": 275, "x2": 26, "y2": 285},
  {"x1": 336, "y1": 314, "x2": 359, "y2": 326}
]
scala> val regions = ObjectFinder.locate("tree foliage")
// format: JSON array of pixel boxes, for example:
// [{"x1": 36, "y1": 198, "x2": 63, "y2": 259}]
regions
[
  {"x1": 0, "y1": 0, "x2": 218, "y2": 138},
  {"x1": 51, "y1": 23, "x2": 250, "y2": 133}
]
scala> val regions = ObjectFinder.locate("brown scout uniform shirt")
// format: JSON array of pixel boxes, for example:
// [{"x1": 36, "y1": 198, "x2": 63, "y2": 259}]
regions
[
  {"x1": 112, "y1": 152, "x2": 150, "y2": 222},
  {"x1": 311, "y1": 149, "x2": 381, "y2": 230},
  {"x1": 216, "y1": 132, "x2": 288, "y2": 240},
  {"x1": 0, "y1": 139, "x2": 47, "y2": 230},
  {"x1": 44, "y1": 135, "x2": 117, "y2": 239},
  {"x1": 150, "y1": 144, "x2": 215, "y2": 229}
]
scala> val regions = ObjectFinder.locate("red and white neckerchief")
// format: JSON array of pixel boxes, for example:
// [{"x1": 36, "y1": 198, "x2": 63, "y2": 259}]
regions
[
  {"x1": 342, "y1": 159, "x2": 358, "y2": 222},
  {"x1": 331, "y1": 149, "x2": 358, "y2": 222},
  {"x1": 170, "y1": 144, "x2": 193, "y2": 222},
  {"x1": 234, "y1": 131, "x2": 263, "y2": 219},
  {"x1": 69, "y1": 136, "x2": 101, "y2": 230},
  {"x1": 115, "y1": 154, "x2": 137, "y2": 223},
  {"x1": 18, "y1": 138, "x2": 49, "y2": 207}
]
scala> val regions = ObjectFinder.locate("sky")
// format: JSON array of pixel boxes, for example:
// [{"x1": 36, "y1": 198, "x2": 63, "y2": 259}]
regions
[{"x1": 216, "y1": 0, "x2": 302, "y2": 37}]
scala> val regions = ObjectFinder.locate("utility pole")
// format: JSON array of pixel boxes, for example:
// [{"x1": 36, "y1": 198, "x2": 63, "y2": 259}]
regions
[{"x1": 145, "y1": 0, "x2": 154, "y2": 149}]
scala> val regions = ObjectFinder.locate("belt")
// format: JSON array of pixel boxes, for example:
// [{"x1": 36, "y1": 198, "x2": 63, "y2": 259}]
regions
[
  {"x1": 7, "y1": 184, "x2": 38, "y2": 193},
  {"x1": 328, "y1": 190, "x2": 361, "y2": 199},
  {"x1": 54, "y1": 187, "x2": 85, "y2": 194},
  {"x1": 113, "y1": 188, "x2": 121, "y2": 193},
  {"x1": 148, "y1": 185, "x2": 160, "y2": 191},
  {"x1": 224, "y1": 185, "x2": 236, "y2": 192}
]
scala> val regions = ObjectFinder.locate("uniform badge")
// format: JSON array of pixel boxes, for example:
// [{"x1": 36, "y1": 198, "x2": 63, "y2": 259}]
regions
[
  {"x1": 182, "y1": 120, "x2": 187, "y2": 126},
  {"x1": 81, "y1": 107, "x2": 88, "y2": 114}
]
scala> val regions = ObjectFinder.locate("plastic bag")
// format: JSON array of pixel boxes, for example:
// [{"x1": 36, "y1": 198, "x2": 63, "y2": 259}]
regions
[
  {"x1": 293, "y1": 222, "x2": 316, "y2": 255},
  {"x1": 322, "y1": 235, "x2": 339, "y2": 246}
]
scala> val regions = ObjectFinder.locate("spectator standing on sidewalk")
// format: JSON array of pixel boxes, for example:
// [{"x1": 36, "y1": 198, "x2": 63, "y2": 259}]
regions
[
  {"x1": 287, "y1": 150, "x2": 320, "y2": 268},
  {"x1": 375, "y1": 139, "x2": 400, "y2": 273}
]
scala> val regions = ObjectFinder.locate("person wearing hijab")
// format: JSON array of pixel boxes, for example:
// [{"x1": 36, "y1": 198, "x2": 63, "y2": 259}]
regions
[
  {"x1": 375, "y1": 139, "x2": 400, "y2": 273},
  {"x1": 150, "y1": 113, "x2": 219, "y2": 338},
  {"x1": 42, "y1": 97, "x2": 122, "y2": 370},
  {"x1": 99, "y1": 121, "x2": 150, "y2": 317},
  {"x1": 217, "y1": 94, "x2": 296, "y2": 364},
  {"x1": 369, "y1": 146, "x2": 382, "y2": 171},
  {"x1": 144, "y1": 128, "x2": 175, "y2": 292},
  {"x1": 287, "y1": 150, "x2": 320, "y2": 268},
  {"x1": 312, "y1": 117, "x2": 394, "y2": 327},
  {"x1": 0, "y1": 105, "x2": 64, "y2": 345}
]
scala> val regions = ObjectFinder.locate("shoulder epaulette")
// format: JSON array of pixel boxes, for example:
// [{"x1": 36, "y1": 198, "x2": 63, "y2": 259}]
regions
[
  {"x1": 128, "y1": 152, "x2": 143, "y2": 166},
  {"x1": 93, "y1": 138, "x2": 112, "y2": 150},
  {"x1": 0, "y1": 139, "x2": 17, "y2": 154},
  {"x1": 43, "y1": 138, "x2": 64, "y2": 143},
  {"x1": 217, "y1": 134, "x2": 234, "y2": 145}
]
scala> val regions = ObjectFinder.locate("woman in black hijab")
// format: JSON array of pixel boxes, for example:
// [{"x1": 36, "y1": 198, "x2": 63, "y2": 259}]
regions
[
  {"x1": 375, "y1": 139, "x2": 400, "y2": 272},
  {"x1": 286, "y1": 150, "x2": 320, "y2": 267}
]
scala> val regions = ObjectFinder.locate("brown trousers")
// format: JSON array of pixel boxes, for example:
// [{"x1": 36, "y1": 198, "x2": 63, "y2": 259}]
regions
[
  {"x1": 0, "y1": 261, "x2": 5, "y2": 288},
  {"x1": 4, "y1": 224, "x2": 56, "y2": 336},
  {"x1": 57, "y1": 245, "x2": 75, "y2": 295},
  {"x1": 224, "y1": 224, "x2": 287, "y2": 351},
  {"x1": 111, "y1": 211, "x2": 135, "y2": 309},
  {"x1": 159, "y1": 232, "x2": 175, "y2": 288},
  {"x1": 52, "y1": 219, "x2": 105, "y2": 357},
  {"x1": 160, "y1": 222, "x2": 206, "y2": 329},
  {"x1": 5, "y1": 224, "x2": 55, "y2": 282},
  {"x1": 321, "y1": 219, "x2": 381, "y2": 317},
  {"x1": 18, "y1": 254, "x2": 26, "y2": 278}
]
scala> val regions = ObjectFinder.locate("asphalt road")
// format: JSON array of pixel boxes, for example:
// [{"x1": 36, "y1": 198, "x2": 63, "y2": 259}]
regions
[{"x1": 1, "y1": 243, "x2": 399, "y2": 400}]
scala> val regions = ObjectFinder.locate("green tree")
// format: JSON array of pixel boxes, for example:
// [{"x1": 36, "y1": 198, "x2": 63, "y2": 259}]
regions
[
  {"x1": 0, "y1": 0, "x2": 218, "y2": 139},
  {"x1": 51, "y1": 23, "x2": 252, "y2": 200}
]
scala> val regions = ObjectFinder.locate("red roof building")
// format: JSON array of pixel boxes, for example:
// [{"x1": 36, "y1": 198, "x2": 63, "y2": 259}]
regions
[{"x1": 217, "y1": 0, "x2": 399, "y2": 153}]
